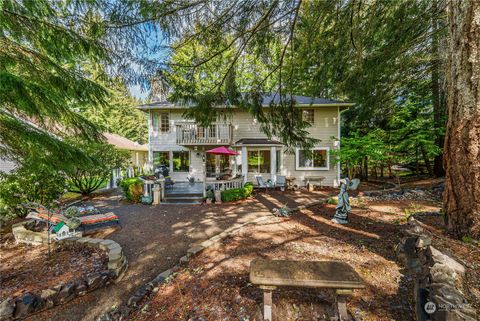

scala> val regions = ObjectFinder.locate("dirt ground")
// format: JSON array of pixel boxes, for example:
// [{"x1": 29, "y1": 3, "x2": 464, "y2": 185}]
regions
[
  {"x1": 0, "y1": 238, "x2": 107, "y2": 301},
  {"x1": 130, "y1": 199, "x2": 447, "y2": 321},
  {"x1": 21, "y1": 188, "x2": 331, "y2": 321}
]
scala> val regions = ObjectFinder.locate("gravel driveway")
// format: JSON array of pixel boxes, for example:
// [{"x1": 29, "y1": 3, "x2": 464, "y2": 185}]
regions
[{"x1": 28, "y1": 188, "x2": 329, "y2": 321}]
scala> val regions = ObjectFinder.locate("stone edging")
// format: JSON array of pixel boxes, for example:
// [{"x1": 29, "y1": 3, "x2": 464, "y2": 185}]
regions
[
  {"x1": 286, "y1": 199, "x2": 326, "y2": 214},
  {"x1": 0, "y1": 234, "x2": 127, "y2": 320},
  {"x1": 396, "y1": 217, "x2": 477, "y2": 321},
  {"x1": 97, "y1": 214, "x2": 276, "y2": 321},
  {"x1": 11, "y1": 221, "x2": 50, "y2": 245},
  {"x1": 62, "y1": 237, "x2": 128, "y2": 280}
]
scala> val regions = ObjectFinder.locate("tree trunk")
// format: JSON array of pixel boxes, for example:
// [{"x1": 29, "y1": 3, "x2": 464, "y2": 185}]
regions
[
  {"x1": 432, "y1": 0, "x2": 447, "y2": 177},
  {"x1": 444, "y1": 0, "x2": 480, "y2": 238},
  {"x1": 415, "y1": 145, "x2": 420, "y2": 176},
  {"x1": 364, "y1": 156, "x2": 368, "y2": 181},
  {"x1": 421, "y1": 145, "x2": 434, "y2": 177}
]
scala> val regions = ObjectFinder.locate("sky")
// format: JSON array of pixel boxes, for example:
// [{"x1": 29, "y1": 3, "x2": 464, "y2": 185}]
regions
[
  {"x1": 126, "y1": 26, "x2": 170, "y2": 101},
  {"x1": 129, "y1": 84, "x2": 149, "y2": 100}
]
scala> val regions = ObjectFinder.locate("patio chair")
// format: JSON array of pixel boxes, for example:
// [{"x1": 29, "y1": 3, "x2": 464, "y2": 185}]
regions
[
  {"x1": 276, "y1": 175, "x2": 286, "y2": 191},
  {"x1": 256, "y1": 176, "x2": 271, "y2": 192}
]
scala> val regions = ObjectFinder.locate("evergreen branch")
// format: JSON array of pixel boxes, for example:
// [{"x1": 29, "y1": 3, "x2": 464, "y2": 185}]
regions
[{"x1": 104, "y1": 0, "x2": 208, "y2": 29}]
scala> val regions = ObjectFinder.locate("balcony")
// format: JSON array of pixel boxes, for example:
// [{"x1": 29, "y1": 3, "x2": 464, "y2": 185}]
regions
[{"x1": 175, "y1": 122, "x2": 233, "y2": 145}]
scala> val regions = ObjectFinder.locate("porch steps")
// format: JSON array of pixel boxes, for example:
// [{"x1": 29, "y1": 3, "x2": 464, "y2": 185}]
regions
[{"x1": 163, "y1": 192, "x2": 204, "y2": 205}]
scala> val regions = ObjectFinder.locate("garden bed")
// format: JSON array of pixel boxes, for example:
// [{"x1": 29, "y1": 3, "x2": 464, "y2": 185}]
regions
[
  {"x1": 130, "y1": 199, "x2": 452, "y2": 321},
  {"x1": 0, "y1": 237, "x2": 108, "y2": 302}
]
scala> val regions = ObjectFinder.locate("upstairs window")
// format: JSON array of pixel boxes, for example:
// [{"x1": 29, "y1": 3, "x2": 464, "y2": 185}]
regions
[
  {"x1": 152, "y1": 112, "x2": 170, "y2": 133},
  {"x1": 296, "y1": 147, "x2": 329, "y2": 170},
  {"x1": 302, "y1": 109, "x2": 314, "y2": 125},
  {"x1": 160, "y1": 112, "x2": 170, "y2": 132}
]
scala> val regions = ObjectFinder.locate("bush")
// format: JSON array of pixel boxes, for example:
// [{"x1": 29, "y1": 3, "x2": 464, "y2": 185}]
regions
[
  {"x1": 221, "y1": 182, "x2": 254, "y2": 202},
  {"x1": 0, "y1": 159, "x2": 68, "y2": 219},
  {"x1": 326, "y1": 197, "x2": 338, "y2": 205},
  {"x1": 120, "y1": 177, "x2": 143, "y2": 203},
  {"x1": 66, "y1": 138, "x2": 128, "y2": 195},
  {"x1": 64, "y1": 206, "x2": 81, "y2": 218}
]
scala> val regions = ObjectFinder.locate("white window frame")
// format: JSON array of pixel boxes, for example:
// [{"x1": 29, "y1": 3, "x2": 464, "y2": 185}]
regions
[
  {"x1": 152, "y1": 111, "x2": 170, "y2": 133},
  {"x1": 302, "y1": 109, "x2": 315, "y2": 124},
  {"x1": 295, "y1": 147, "x2": 330, "y2": 171}
]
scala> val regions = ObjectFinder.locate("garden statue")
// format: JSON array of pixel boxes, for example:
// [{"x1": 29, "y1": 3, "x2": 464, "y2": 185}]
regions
[{"x1": 331, "y1": 178, "x2": 360, "y2": 224}]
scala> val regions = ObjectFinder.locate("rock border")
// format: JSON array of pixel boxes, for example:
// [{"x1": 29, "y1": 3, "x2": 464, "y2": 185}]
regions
[
  {"x1": 396, "y1": 217, "x2": 477, "y2": 321},
  {"x1": 11, "y1": 221, "x2": 50, "y2": 245},
  {"x1": 286, "y1": 199, "x2": 325, "y2": 213},
  {"x1": 97, "y1": 214, "x2": 276, "y2": 321},
  {"x1": 62, "y1": 237, "x2": 128, "y2": 280},
  {"x1": 0, "y1": 235, "x2": 127, "y2": 320}
]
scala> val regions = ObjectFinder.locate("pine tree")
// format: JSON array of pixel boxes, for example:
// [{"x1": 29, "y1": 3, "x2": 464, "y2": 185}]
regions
[
  {"x1": 0, "y1": 0, "x2": 109, "y2": 167},
  {"x1": 443, "y1": 0, "x2": 480, "y2": 238}
]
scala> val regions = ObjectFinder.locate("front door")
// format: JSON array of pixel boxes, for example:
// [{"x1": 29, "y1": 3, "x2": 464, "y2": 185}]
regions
[
  {"x1": 206, "y1": 154, "x2": 230, "y2": 178},
  {"x1": 206, "y1": 153, "x2": 217, "y2": 178}
]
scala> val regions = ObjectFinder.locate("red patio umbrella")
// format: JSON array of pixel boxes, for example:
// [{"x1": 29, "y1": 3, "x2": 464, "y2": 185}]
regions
[{"x1": 206, "y1": 146, "x2": 238, "y2": 155}]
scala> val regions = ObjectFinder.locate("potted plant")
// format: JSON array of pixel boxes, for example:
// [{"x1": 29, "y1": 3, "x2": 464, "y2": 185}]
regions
[{"x1": 205, "y1": 189, "x2": 214, "y2": 204}]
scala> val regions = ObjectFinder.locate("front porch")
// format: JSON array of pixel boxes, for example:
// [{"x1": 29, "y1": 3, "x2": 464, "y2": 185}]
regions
[{"x1": 150, "y1": 177, "x2": 245, "y2": 204}]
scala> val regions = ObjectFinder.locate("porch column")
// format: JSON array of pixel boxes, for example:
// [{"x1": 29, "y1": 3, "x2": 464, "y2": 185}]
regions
[
  {"x1": 147, "y1": 111, "x2": 153, "y2": 171},
  {"x1": 241, "y1": 146, "x2": 248, "y2": 183},
  {"x1": 169, "y1": 151, "x2": 174, "y2": 176},
  {"x1": 203, "y1": 152, "x2": 207, "y2": 197},
  {"x1": 233, "y1": 151, "x2": 238, "y2": 176},
  {"x1": 270, "y1": 146, "x2": 277, "y2": 184}
]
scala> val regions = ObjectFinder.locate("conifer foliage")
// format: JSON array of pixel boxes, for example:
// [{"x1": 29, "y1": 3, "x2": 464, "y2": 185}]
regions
[{"x1": 0, "y1": 0, "x2": 109, "y2": 167}]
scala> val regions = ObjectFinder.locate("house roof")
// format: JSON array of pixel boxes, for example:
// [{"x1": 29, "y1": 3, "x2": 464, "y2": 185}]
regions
[
  {"x1": 137, "y1": 93, "x2": 353, "y2": 110},
  {"x1": 103, "y1": 133, "x2": 148, "y2": 151},
  {"x1": 53, "y1": 221, "x2": 66, "y2": 233},
  {"x1": 234, "y1": 138, "x2": 283, "y2": 146}
]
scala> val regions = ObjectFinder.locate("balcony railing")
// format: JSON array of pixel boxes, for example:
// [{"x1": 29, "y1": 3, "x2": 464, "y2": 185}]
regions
[{"x1": 175, "y1": 122, "x2": 232, "y2": 145}]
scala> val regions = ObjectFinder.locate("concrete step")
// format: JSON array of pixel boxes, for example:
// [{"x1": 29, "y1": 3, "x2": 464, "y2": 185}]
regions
[
  {"x1": 163, "y1": 201, "x2": 203, "y2": 205},
  {"x1": 163, "y1": 195, "x2": 204, "y2": 204},
  {"x1": 164, "y1": 192, "x2": 204, "y2": 198}
]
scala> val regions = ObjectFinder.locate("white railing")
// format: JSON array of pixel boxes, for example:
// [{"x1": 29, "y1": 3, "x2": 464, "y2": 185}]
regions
[
  {"x1": 207, "y1": 177, "x2": 243, "y2": 191},
  {"x1": 176, "y1": 122, "x2": 232, "y2": 145}
]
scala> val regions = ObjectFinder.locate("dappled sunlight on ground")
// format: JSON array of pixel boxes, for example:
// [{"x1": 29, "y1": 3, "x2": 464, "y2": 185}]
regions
[
  {"x1": 28, "y1": 188, "x2": 312, "y2": 321},
  {"x1": 131, "y1": 199, "x2": 438, "y2": 321}
]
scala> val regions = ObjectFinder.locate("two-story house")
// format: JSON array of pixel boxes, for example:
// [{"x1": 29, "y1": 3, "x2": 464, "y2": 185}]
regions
[{"x1": 138, "y1": 94, "x2": 353, "y2": 188}]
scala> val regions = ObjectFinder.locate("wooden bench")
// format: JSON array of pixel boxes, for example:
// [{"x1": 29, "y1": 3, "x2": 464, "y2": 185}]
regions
[
  {"x1": 250, "y1": 259, "x2": 365, "y2": 321},
  {"x1": 304, "y1": 176, "x2": 326, "y2": 190}
]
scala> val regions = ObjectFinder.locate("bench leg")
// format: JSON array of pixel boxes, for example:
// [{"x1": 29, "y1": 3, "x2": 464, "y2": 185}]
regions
[
  {"x1": 335, "y1": 289, "x2": 353, "y2": 321},
  {"x1": 263, "y1": 290, "x2": 272, "y2": 321},
  {"x1": 260, "y1": 286, "x2": 276, "y2": 321}
]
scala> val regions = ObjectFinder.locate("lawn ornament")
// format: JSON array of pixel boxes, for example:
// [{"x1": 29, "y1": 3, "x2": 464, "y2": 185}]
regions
[
  {"x1": 331, "y1": 178, "x2": 360, "y2": 224},
  {"x1": 51, "y1": 221, "x2": 80, "y2": 240}
]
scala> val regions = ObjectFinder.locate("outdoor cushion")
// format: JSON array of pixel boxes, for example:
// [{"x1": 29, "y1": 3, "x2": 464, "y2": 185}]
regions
[{"x1": 29, "y1": 210, "x2": 119, "y2": 225}]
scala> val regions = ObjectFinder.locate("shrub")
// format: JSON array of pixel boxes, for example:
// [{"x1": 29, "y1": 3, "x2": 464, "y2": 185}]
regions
[
  {"x1": 221, "y1": 182, "x2": 254, "y2": 202},
  {"x1": 64, "y1": 206, "x2": 81, "y2": 218},
  {"x1": 120, "y1": 177, "x2": 143, "y2": 203},
  {"x1": 326, "y1": 197, "x2": 338, "y2": 205},
  {"x1": 0, "y1": 159, "x2": 68, "y2": 219},
  {"x1": 206, "y1": 190, "x2": 214, "y2": 201},
  {"x1": 66, "y1": 138, "x2": 128, "y2": 195}
]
